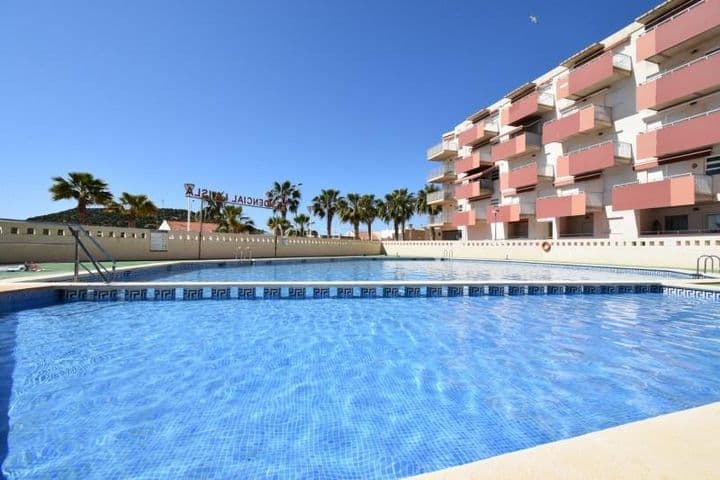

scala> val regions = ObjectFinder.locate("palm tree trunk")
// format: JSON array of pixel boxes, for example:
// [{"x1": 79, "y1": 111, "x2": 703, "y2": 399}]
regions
[
  {"x1": 128, "y1": 217, "x2": 137, "y2": 228},
  {"x1": 77, "y1": 200, "x2": 87, "y2": 223},
  {"x1": 430, "y1": 226, "x2": 436, "y2": 240},
  {"x1": 327, "y1": 216, "x2": 332, "y2": 238},
  {"x1": 393, "y1": 221, "x2": 399, "y2": 241},
  {"x1": 367, "y1": 222, "x2": 372, "y2": 241},
  {"x1": 401, "y1": 221, "x2": 406, "y2": 241},
  {"x1": 354, "y1": 222, "x2": 359, "y2": 240}
]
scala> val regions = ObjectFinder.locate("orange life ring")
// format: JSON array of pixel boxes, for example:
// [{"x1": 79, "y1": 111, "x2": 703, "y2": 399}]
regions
[{"x1": 541, "y1": 241, "x2": 552, "y2": 252}]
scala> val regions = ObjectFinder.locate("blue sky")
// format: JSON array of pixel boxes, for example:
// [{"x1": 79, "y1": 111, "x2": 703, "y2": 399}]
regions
[{"x1": 0, "y1": 0, "x2": 658, "y2": 232}]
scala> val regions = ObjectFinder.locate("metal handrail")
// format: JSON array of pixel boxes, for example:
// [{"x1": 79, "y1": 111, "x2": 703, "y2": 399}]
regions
[
  {"x1": 546, "y1": 104, "x2": 612, "y2": 126},
  {"x1": 612, "y1": 172, "x2": 697, "y2": 189},
  {"x1": 564, "y1": 140, "x2": 632, "y2": 157},
  {"x1": 643, "y1": 49, "x2": 720, "y2": 84},
  {"x1": 645, "y1": 106, "x2": 720, "y2": 132},
  {"x1": 69, "y1": 224, "x2": 116, "y2": 283},
  {"x1": 696, "y1": 254, "x2": 720, "y2": 276}
]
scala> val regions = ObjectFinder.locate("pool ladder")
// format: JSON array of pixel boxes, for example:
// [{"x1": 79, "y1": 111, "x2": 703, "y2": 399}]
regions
[
  {"x1": 696, "y1": 255, "x2": 720, "y2": 277},
  {"x1": 236, "y1": 247, "x2": 253, "y2": 263},
  {"x1": 441, "y1": 249, "x2": 454, "y2": 262}
]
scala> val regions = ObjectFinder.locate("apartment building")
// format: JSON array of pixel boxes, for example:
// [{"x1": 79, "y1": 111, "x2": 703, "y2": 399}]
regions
[{"x1": 426, "y1": 0, "x2": 720, "y2": 241}]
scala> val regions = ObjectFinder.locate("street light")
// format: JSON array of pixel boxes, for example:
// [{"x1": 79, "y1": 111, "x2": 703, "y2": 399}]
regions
[{"x1": 492, "y1": 207, "x2": 500, "y2": 241}]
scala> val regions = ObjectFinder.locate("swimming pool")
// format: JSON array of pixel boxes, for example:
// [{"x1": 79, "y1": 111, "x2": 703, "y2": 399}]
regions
[
  {"x1": 2, "y1": 293, "x2": 719, "y2": 478},
  {"x1": 117, "y1": 258, "x2": 693, "y2": 283}
]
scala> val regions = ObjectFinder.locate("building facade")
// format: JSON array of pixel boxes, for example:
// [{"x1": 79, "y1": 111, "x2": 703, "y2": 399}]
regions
[{"x1": 426, "y1": 0, "x2": 720, "y2": 240}]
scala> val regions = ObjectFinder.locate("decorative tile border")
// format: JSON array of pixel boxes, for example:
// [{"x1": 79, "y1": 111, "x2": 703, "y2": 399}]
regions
[{"x1": 2, "y1": 282, "x2": 718, "y2": 313}]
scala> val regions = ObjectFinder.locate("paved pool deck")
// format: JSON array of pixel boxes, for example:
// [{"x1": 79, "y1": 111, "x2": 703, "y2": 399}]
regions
[{"x1": 408, "y1": 402, "x2": 720, "y2": 480}]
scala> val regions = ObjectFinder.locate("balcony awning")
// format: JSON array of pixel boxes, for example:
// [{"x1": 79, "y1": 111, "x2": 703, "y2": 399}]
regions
[
  {"x1": 456, "y1": 166, "x2": 497, "y2": 183},
  {"x1": 658, "y1": 147, "x2": 714, "y2": 165},
  {"x1": 560, "y1": 42, "x2": 604, "y2": 69},
  {"x1": 636, "y1": 0, "x2": 700, "y2": 25},
  {"x1": 467, "y1": 108, "x2": 491, "y2": 123},
  {"x1": 505, "y1": 82, "x2": 536, "y2": 102}
]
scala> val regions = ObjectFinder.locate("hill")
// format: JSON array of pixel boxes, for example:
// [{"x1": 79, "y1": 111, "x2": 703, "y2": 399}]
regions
[{"x1": 27, "y1": 207, "x2": 188, "y2": 229}]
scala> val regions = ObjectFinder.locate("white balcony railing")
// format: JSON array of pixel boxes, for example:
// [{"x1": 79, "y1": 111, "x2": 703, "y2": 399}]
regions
[
  {"x1": 646, "y1": 106, "x2": 720, "y2": 132},
  {"x1": 550, "y1": 104, "x2": 612, "y2": 126},
  {"x1": 564, "y1": 140, "x2": 632, "y2": 158},
  {"x1": 484, "y1": 114, "x2": 500, "y2": 132},
  {"x1": 427, "y1": 163, "x2": 455, "y2": 181},
  {"x1": 428, "y1": 210, "x2": 454, "y2": 225},
  {"x1": 426, "y1": 188, "x2": 454, "y2": 203},
  {"x1": 611, "y1": 52, "x2": 632, "y2": 71},
  {"x1": 426, "y1": 139, "x2": 459, "y2": 159},
  {"x1": 643, "y1": 49, "x2": 720, "y2": 84},
  {"x1": 537, "y1": 90, "x2": 555, "y2": 107},
  {"x1": 537, "y1": 158, "x2": 554, "y2": 178},
  {"x1": 696, "y1": 174, "x2": 713, "y2": 196}
]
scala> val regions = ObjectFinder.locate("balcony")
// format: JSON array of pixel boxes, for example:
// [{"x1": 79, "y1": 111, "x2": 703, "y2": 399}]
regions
[
  {"x1": 456, "y1": 151, "x2": 493, "y2": 174},
  {"x1": 637, "y1": 50, "x2": 720, "y2": 111},
  {"x1": 636, "y1": 0, "x2": 720, "y2": 62},
  {"x1": 452, "y1": 210, "x2": 481, "y2": 227},
  {"x1": 458, "y1": 118, "x2": 500, "y2": 147},
  {"x1": 428, "y1": 211, "x2": 454, "y2": 227},
  {"x1": 454, "y1": 179, "x2": 494, "y2": 200},
  {"x1": 636, "y1": 108, "x2": 720, "y2": 162},
  {"x1": 556, "y1": 141, "x2": 632, "y2": 181},
  {"x1": 611, "y1": 174, "x2": 712, "y2": 211},
  {"x1": 503, "y1": 91, "x2": 555, "y2": 126},
  {"x1": 426, "y1": 187, "x2": 454, "y2": 205},
  {"x1": 486, "y1": 204, "x2": 521, "y2": 223},
  {"x1": 542, "y1": 105, "x2": 612, "y2": 144},
  {"x1": 501, "y1": 163, "x2": 538, "y2": 193},
  {"x1": 556, "y1": 52, "x2": 632, "y2": 100},
  {"x1": 536, "y1": 192, "x2": 604, "y2": 219},
  {"x1": 427, "y1": 163, "x2": 456, "y2": 183},
  {"x1": 426, "y1": 139, "x2": 458, "y2": 161},
  {"x1": 491, "y1": 132, "x2": 542, "y2": 162}
]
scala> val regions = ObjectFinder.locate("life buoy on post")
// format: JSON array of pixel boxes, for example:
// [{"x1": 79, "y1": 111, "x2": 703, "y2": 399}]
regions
[{"x1": 541, "y1": 241, "x2": 552, "y2": 252}]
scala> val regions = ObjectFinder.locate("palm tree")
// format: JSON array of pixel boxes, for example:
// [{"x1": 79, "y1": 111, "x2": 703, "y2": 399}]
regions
[
  {"x1": 108, "y1": 192, "x2": 158, "y2": 228},
  {"x1": 217, "y1": 205, "x2": 255, "y2": 233},
  {"x1": 195, "y1": 192, "x2": 226, "y2": 222},
  {"x1": 311, "y1": 189, "x2": 342, "y2": 238},
  {"x1": 339, "y1": 193, "x2": 363, "y2": 239},
  {"x1": 267, "y1": 216, "x2": 291, "y2": 237},
  {"x1": 358, "y1": 194, "x2": 379, "y2": 241},
  {"x1": 265, "y1": 180, "x2": 302, "y2": 220},
  {"x1": 290, "y1": 214, "x2": 312, "y2": 237},
  {"x1": 380, "y1": 189, "x2": 416, "y2": 240},
  {"x1": 416, "y1": 185, "x2": 440, "y2": 240},
  {"x1": 49, "y1": 172, "x2": 113, "y2": 222}
]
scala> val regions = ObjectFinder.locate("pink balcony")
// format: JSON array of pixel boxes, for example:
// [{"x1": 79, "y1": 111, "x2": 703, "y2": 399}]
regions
[
  {"x1": 636, "y1": 108, "x2": 720, "y2": 162},
  {"x1": 611, "y1": 175, "x2": 708, "y2": 211},
  {"x1": 542, "y1": 105, "x2": 612, "y2": 144},
  {"x1": 486, "y1": 204, "x2": 521, "y2": 223},
  {"x1": 454, "y1": 179, "x2": 493, "y2": 200},
  {"x1": 556, "y1": 141, "x2": 632, "y2": 180},
  {"x1": 501, "y1": 163, "x2": 538, "y2": 192},
  {"x1": 456, "y1": 151, "x2": 493, "y2": 174},
  {"x1": 556, "y1": 52, "x2": 632, "y2": 100},
  {"x1": 637, "y1": 51, "x2": 720, "y2": 111},
  {"x1": 636, "y1": 0, "x2": 720, "y2": 62},
  {"x1": 458, "y1": 120, "x2": 499, "y2": 147},
  {"x1": 491, "y1": 132, "x2": 541, "y2": 162},
  {"x1": 503, "y1": 91, "x2": 555, "y2": 126},
  {"x1": 452, "y1": 210, "x2": 478, "y2": 227},
  {"x1": 536, "y1": 193, "x2": 589, "y2": 219}
]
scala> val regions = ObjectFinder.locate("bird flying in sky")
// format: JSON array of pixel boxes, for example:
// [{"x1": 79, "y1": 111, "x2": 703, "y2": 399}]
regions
[{"x1": 529, "y1": 15, "x2": 538, "y2": 24}]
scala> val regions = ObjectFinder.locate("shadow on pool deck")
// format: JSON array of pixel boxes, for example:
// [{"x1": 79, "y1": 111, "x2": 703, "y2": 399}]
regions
[{"x1": 0, "y1": 313, "x2": 17, "y2": 479}]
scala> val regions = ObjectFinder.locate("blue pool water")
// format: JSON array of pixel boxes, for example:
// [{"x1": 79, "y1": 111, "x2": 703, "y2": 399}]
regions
[
  {"x1": 1, "y1": 294, "x2": 718, "y2": 478},
  {"x1": 130, "y1": 259, "x2": 690, "y2": 283}
]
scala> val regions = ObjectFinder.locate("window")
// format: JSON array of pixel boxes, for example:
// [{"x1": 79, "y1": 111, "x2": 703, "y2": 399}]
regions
[
  {"x1": 57, "y1": 229, "x2": 65, "y2": 236},
  {"x1": 707, "y1": 155, "x2": 720, "y2": 176},
  {"x1": 10, "y1": 227, "x2": 19, "y2": 234},
  {"x1": 42, "y1": 228, "x2": 50, "y2": 235},
  {"x1": 26, "y1": 228, "x2": 35, "y2": 235},
  {"x1": 664, "y1": 215, "x2": 688, "y2": 232},
  {"x1": 707, "y1": 214, "x2": 720, "y2": 232}
]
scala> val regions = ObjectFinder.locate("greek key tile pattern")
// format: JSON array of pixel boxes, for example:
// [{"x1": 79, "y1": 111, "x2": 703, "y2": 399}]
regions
[
  {"x1": 263, "y1": 288, "x2": 281, "y2": 299},
  {"x1": 238, "y1": 288, "x2": 256, "y2": 299},
  {"x1": 124, "y1": 289, "x2": 147, "y2": 301},
  {"x1": 211, "y1": 288, "x2": 231, "y2": 299},
  {"x1": 447, "y1": 286, "x2": 463, "y2": 297},
  {"x1": 360, "y1": 288, "x2": 377, "y2": 298},
  {"x1": 336, "y1": 287, "x2": 354, "y2": 299},
  {"x1": 382, "y1": 287, "x2": 400, "y2": 298},
  {"x1": 93, "y1": 289, "x2": 118, "y2": 301},
  {"x1": 182, "y1": 288, "x2": 204, "y2": 300},
  {"x1": 313, "y1": 288, "x2": 330, "y2": 299},
  {"x1": 426, "y1": 286, "x2": 443, "y2": 297},
  {"x1": 64, "y1": 289, "x2": 88, "y2": 301},
  {"x1": 288, "y1": 287, "x2": 306, "y2": 299},
  {"x1": 405, "y1": 287, "x2": 422, "y2": 297},
  {"x1": 154, "y1": 288, "x2": 176, "y2": 300}
]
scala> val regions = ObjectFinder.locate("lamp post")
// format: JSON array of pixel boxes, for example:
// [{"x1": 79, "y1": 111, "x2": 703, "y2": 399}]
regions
[{"x1": 492, "y1": 207, "x2": 500, "y2": 241}]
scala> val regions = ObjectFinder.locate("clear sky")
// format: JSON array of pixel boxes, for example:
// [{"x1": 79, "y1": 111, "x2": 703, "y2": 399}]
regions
[{"x1": 0, "y1": 0, "x2": 658, "y2": 232}]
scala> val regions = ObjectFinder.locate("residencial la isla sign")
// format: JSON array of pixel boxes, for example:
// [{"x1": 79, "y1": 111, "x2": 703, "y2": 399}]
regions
[{"x1": 184, "y1": 183, "x2": 273, "y2": 209}]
